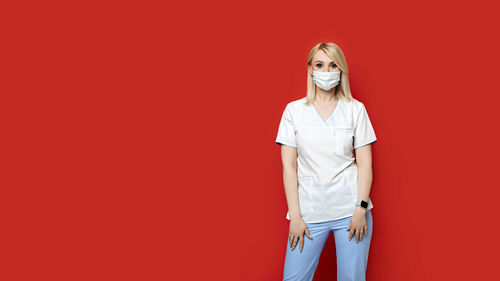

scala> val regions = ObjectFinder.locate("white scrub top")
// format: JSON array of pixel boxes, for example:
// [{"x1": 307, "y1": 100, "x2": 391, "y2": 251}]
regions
[{"x1": 275, "y1": 96, "x2": 377, "y2": 223}]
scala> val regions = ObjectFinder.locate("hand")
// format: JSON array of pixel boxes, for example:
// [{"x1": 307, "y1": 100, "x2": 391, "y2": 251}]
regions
[
  {"x1": 289, "y1": 218, "x2": 313, "y2": 252},
  {"x1": 347, "y1": 207, "x2": 367, "y2": 243}
]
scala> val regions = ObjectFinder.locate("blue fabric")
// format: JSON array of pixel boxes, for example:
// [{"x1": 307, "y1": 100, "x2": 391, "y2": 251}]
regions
[{"x1": 283, "y1": 210, "x2": 373, "y2": 281}]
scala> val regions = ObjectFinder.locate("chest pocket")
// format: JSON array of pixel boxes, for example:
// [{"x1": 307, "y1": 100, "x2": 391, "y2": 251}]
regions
[{"x1": 335, "y1": 127, "x2": 354, "y2": 156}]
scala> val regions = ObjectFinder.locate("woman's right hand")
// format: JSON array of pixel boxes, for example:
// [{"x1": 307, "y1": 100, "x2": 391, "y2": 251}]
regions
[{"x1": 289, "y1": 218, "x2": 313, "y2": 252}]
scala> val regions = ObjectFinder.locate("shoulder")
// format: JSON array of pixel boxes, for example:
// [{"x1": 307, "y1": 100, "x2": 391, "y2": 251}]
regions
[
  {"x1": 340, "y1": 97, "x2": 365, "y2": 114},
  {"x1": 286, "y1": 96, "x2": 307, "y2": 109},
  {"x1": 282, "y1": 96, "x2": 307, "y2": 114}
]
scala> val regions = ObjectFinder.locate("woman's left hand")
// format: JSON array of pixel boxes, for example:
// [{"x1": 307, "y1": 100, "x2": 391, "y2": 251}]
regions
[{"x1": 347, "y1": 207, "x2": 367, "y2": 243}]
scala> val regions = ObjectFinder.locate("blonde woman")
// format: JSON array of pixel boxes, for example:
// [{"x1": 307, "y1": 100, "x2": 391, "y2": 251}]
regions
[{"x1": 275, "y1": 42, "x2": 377, "y2": 281}]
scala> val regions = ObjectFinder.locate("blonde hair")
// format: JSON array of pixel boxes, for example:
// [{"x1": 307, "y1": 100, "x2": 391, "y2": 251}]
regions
[{"x1": 305, "y1": 42, "x2": 355, "y2": 105}]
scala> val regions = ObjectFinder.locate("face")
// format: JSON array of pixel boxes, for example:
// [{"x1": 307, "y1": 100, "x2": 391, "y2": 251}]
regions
[{"x1": 308, "y1": 50, "x2": 340, "y2": 75}]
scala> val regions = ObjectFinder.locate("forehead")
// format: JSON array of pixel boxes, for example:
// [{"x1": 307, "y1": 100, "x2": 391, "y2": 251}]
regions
[{"x1": 312, "y1": 51, "x2": 335, "y2": 63}]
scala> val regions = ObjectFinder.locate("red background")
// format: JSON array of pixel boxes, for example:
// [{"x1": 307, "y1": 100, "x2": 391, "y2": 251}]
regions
[{"x1": 1, "y1": 0, "x2": 499, "y2": 280}]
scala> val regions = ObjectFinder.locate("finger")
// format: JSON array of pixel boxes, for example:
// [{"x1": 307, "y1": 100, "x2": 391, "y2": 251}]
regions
[
  {"x1": 305, "y1": 228, "x2": 313, "y2": 239},
  {"x1": 292, "y1": 236, "x2": 298, "y2": 250},
  {"x1": 300, "y1": 234, "x2": 304, "y2": 252},
  {"x1": 348, "y1": 229, "x2": 354, "y2": 241}
]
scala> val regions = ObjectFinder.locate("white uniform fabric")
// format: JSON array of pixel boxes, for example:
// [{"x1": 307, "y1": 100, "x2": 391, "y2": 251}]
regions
[{"x1": 275, "y1": 97, "x2": 377, "y2": 223}]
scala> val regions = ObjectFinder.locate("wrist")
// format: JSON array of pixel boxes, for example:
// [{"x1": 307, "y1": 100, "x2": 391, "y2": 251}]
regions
[
  {"x1": 290, "y1": 211, "x2": 302, "y2": 220},
  {"x1": 355, "y1": 205, "x2": 367, "y2": 213}
]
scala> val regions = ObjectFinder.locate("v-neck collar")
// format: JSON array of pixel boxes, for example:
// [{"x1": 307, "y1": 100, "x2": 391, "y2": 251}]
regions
[{"x1": 312, "y1": 98, "x2": 341, "y2": 126}]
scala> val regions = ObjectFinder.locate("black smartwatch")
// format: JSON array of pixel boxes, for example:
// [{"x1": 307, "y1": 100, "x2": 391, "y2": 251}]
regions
[{"x1": 356, "y1": 200, "x2": 368, "y2": 209}]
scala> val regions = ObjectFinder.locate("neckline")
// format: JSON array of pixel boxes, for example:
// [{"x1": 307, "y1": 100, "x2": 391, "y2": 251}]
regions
[{"x1": 312, "y1": 98, "x2": 341, "y2": 125}]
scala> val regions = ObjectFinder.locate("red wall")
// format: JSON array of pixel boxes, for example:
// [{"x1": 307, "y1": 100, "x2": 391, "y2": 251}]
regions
[{"x1": 1, "y1": 0, "x2": 499, "y2": 280}]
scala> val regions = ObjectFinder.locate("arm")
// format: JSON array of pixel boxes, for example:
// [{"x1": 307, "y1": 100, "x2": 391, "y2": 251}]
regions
[
  {"x1": 349, "y1": 102, "x2": 377, "y2": 242},
  {"x1": 275, "y1": 104, "x2": 312, "y2": 251},
  {"x1": 354, "y1": 143, "x2": 374, "y2": 215},
  {"x1": 280, "y1": 144, "x2": 312, "y2": 251},
  {"x1": 280, "y1": 145, "x2": 301, "y2": 220},
  {"x1": 347, "y1": 143, "x2": 373, "y2": 243}
]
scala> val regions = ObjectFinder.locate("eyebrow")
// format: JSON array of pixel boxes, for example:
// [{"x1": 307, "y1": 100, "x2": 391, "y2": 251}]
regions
[{"x1": 314, "y1": 60, "x2": 336, "y2": 64}]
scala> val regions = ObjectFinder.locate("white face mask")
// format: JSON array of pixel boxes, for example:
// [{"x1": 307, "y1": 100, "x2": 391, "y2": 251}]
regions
[{"x1": 312, "y1": 71, "x2": 341, "y2": 91}]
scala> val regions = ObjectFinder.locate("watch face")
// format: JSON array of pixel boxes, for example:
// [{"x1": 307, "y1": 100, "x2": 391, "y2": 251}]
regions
[{"x1": 361, "y1": 201, "x2": 368, "y2": 208}]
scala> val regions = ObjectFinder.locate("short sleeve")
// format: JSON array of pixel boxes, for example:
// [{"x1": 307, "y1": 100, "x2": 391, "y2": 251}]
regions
[
  {"x1": 353, "y1": 103, "x2": 377, "y2": 149},
  {"x1": 275, "y1": 104, "x2": 297, "y2": 148}
]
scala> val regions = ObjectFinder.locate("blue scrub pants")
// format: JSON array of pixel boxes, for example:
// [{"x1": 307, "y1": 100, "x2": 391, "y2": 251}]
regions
[{"x1": 283, "y1": 210, "x2": 373, "y2": 281}]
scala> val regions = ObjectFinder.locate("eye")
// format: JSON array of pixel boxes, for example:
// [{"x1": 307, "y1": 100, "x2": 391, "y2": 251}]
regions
[
  {"x1": 316, "y1": 63, "x2": 322, "y2": 68},
  {"x1": 331, "y1": 63, "x2": 337, "y2": 68}
]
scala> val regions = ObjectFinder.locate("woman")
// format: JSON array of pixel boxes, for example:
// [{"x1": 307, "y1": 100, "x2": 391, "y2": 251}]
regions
[{"x1": 275, "y1": 42, "x2": 377, "y2": 281}]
